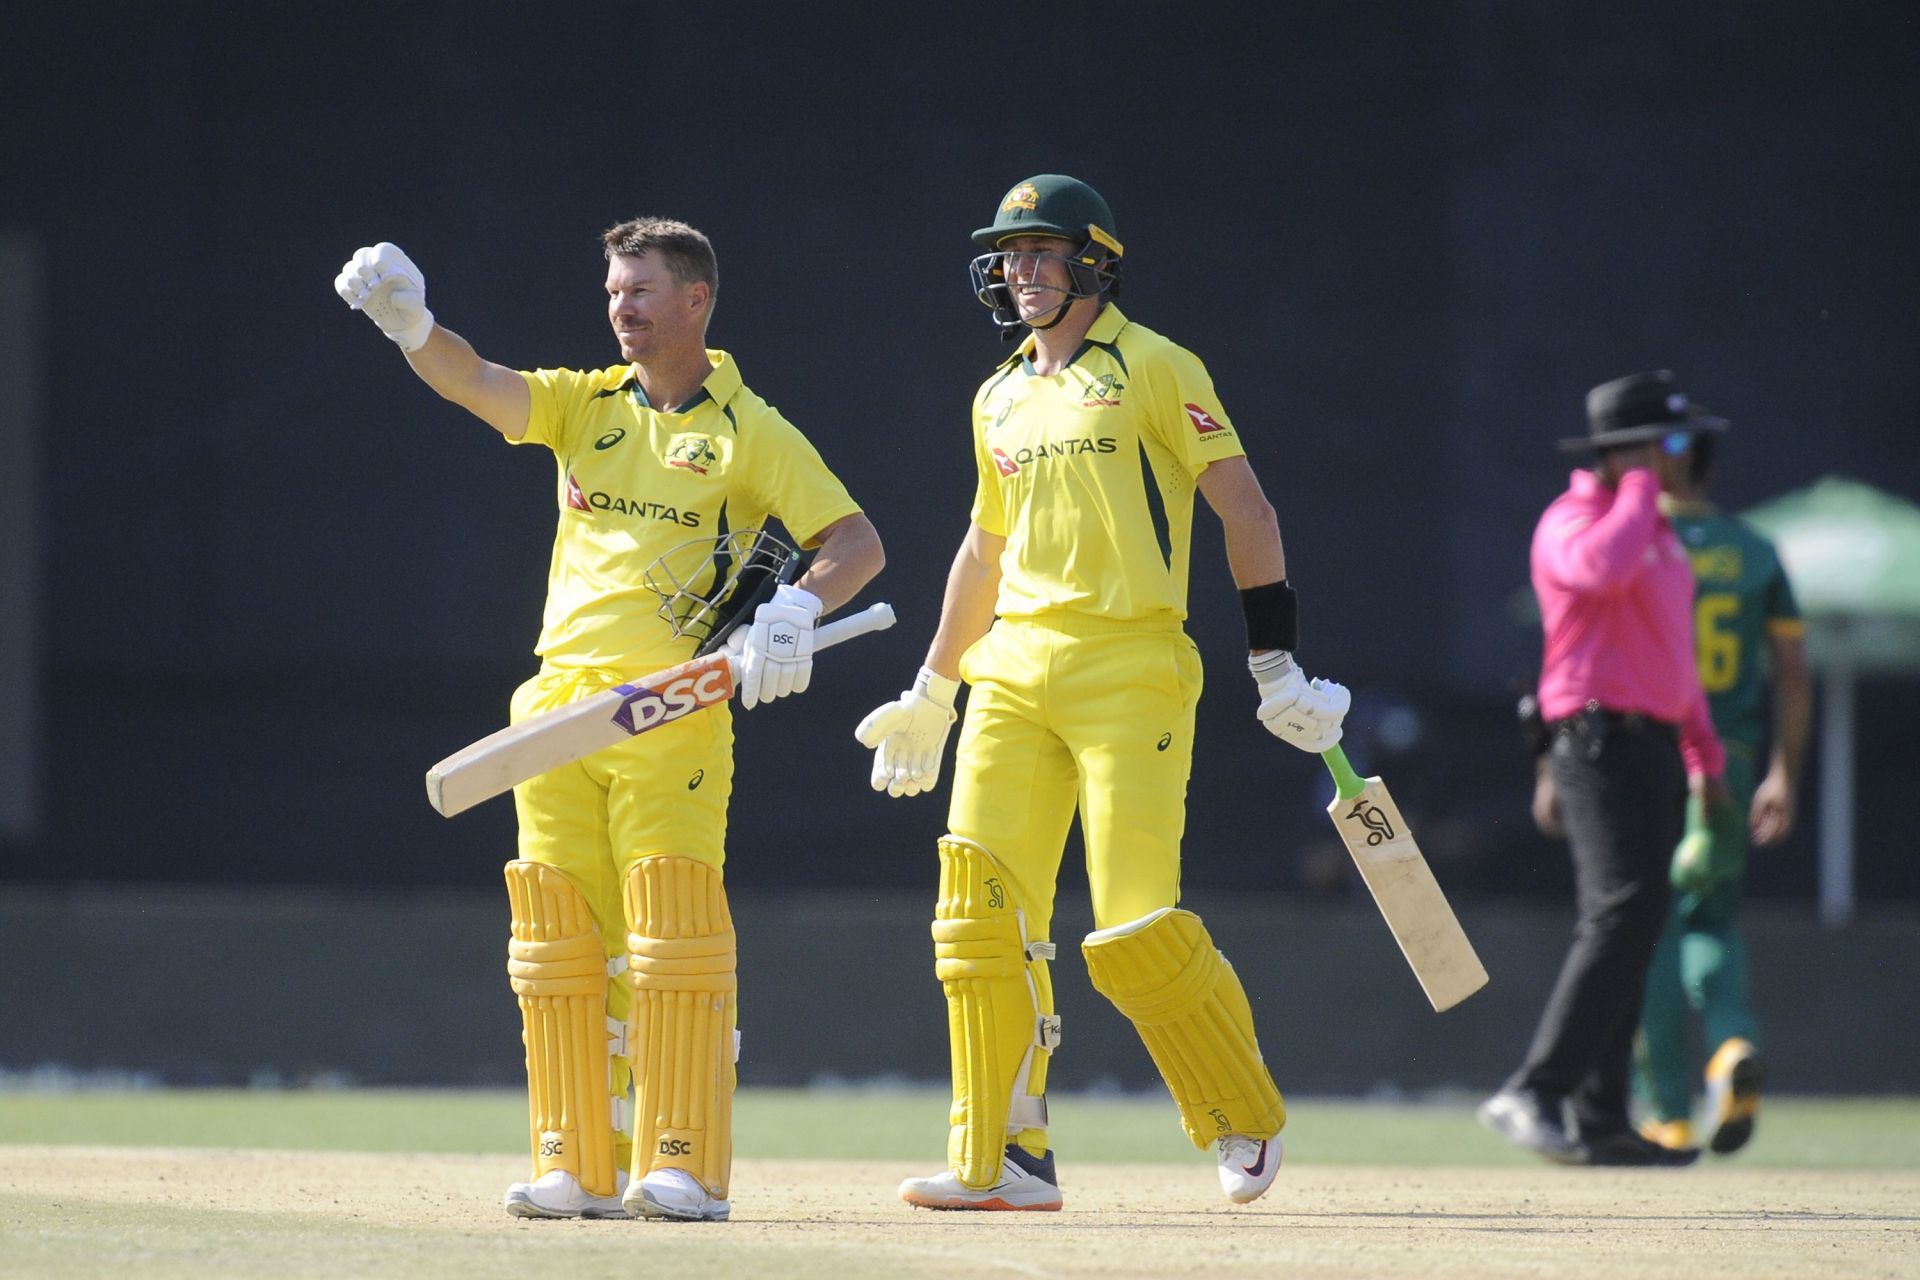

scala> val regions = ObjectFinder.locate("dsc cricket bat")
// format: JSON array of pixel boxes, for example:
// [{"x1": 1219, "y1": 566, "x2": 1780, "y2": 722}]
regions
[
  {"x1": 425, "y1": 602, "x2": 896, "y2": 818},
  {"x1": 1323, "y1": 745, "x2": 1488, "y2": 1011}
]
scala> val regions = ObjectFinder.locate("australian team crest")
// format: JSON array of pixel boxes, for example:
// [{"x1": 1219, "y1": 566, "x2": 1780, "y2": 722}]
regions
[
  {"x1": 1081, "y1": 373, "x2": 1124, "y2": 407},
  {"x1": 1002, "y1": 182, "x2": 1040, "y2": 213},
  {"x1": 666, "y1": 433, "x2": 718, "y2": 475}
]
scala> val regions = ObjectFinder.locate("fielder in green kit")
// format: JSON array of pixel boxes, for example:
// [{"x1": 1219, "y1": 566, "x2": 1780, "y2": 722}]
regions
[{"x1": 1633, "y1": 423, "x2": 1811, "y2": 1156}]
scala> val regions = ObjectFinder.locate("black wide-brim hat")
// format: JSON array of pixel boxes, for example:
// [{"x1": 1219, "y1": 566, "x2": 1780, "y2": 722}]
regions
[{"x1": 1559, "y1": 369, "x2": 1730, "y2": 452}]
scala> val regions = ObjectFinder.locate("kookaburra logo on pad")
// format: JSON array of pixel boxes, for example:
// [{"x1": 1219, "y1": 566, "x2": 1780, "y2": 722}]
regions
[{"x1": 1343, "y1": 798, "x2": 1396, "y2": 846}]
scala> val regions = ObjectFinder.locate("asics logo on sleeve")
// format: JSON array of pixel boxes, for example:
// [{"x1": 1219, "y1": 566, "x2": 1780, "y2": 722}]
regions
[{"x1": 595, "y1": 427, "x2": 628, "y2": 450}]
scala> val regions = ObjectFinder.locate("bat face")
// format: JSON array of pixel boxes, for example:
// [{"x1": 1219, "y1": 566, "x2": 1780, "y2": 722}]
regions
[
  {"x1": 610, "y1": 654, "x2": 735, "y2": 734},
  {"x1": 1336, "y1": 789, "x2": 1403, "y2": 857},
  {"x1": 1328, "y1": 776, "x2": 1489, "y2": 1012},
  {"x1": 426, "y1": 601, "x2": 895, "y2": 819}
]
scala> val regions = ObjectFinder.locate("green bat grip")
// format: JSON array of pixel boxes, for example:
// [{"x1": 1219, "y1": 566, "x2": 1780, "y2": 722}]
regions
[{"x1": 1322, "y1": 744, "x2": 1367, "y2": 801}]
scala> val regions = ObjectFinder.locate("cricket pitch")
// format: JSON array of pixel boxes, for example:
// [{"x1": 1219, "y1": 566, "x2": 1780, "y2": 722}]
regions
[{"x1": 4, "y1": 1146, "x2": 1915, "y2": 1279}]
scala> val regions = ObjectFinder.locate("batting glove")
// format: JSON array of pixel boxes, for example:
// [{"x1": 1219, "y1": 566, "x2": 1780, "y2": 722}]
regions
[
  {"x1": 854, "y1": 666, "x2": 960, "y2": 797},
  {"x1": 335, "y1": 242, "x2": 435, "y2": 352},
  {"x1": 1250, "y1": 650, "x2": 1350, "y2": 753},
  {"x1": 734, "y1": 583, "x2": 823, "y2": 710}
]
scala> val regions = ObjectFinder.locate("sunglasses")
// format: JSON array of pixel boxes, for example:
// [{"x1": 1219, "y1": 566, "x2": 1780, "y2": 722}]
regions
[{"x1": 1659, "y1": 431, "x2": 1694, "y2": 456}]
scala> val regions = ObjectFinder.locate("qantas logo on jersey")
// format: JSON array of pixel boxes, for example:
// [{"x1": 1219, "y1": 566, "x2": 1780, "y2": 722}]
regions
[
  {"x1": 564, "y1": 471, "x2": 702, "y2": 526},
  {"x1": 1184, "y1": 403, "x2": 1228, "y2": 435},
  {"x1": 991, "y1": 437, "x2": 1119, "y2": 475}
]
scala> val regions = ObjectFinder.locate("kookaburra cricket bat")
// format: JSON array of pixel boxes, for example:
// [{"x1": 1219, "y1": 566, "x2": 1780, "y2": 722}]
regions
[
  {"x1": 1323, "y1": 745, "x2": 1488, "y2": 1011},
  {"x1": 425, "y1": 602, "x2": 895, "y2": 818}
]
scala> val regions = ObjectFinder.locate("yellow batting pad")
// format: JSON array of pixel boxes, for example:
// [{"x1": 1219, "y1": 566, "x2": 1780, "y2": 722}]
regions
[
  {"x1": 504, "y1": 860, "x2": 620, "y2": 1197},
  {"x1": 1082, "y1": 908, "x2": 1284, "y2": 1149},
  {"x1": 624, "y1": 855, "x2": 737, "y2": 1199},
  {"x1": 933, "y1": 837, "x2": 1060, "y2": 1188}
]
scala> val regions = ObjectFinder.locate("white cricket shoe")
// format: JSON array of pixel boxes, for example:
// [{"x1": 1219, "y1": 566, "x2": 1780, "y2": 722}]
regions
[
  {"x1": 628, "y1": 1167, "x2": 732, "y2": 1222},
  {"x1": 503, "y1": 1168, "x2": 630, "y2": 1219},
  {"x1": 899, "y1": 1145, "x2": 1063, "y2": 1212},
  {"x1": 1216, "y1": 1134, "x2": 1282, "y2": 1204}
]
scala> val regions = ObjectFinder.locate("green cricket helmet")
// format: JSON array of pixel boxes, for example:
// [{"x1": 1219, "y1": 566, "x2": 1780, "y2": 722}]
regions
[{"x1": 969, "y1": 174, "x2": 1125, "y2": 335}]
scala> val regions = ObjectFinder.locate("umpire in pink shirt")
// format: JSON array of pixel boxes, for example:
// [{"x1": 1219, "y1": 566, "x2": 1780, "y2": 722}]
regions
[{"x1": 1481, "y1": 371, "x2": 1729, "y2": 1167}]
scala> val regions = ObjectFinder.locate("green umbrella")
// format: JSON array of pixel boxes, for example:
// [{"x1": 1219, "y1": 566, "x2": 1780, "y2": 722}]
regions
[
  {"x1": 1745, "y1": 475, "x2": 1920, "y2": 671},
  {"x1": 1742, "y1": 476, "x2": 1920, "y2": 924}
]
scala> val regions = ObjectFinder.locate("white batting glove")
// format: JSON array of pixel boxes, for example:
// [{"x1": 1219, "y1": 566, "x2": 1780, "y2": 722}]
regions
[
  {"x1": 1250, "y1": 650, "x2": 1350, "y2": 753},
  {"x1": 854, "y1": 666, "x2": 960, "y2": 797},
  {"x1": 733, "y1": 583, "x2": 822, "y2": 710},
  {"x1": 334, "y1": 242, "x2": 435, "y2": 352}
]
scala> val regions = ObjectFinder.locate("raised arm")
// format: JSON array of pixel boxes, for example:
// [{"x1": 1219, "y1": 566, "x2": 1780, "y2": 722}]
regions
[
  {"x1": 1537, "y1": 468, "x2": 1663, "y2": 593},
  {"x1": 336, "y1": 242, "x2": 531, "y2": 439}
]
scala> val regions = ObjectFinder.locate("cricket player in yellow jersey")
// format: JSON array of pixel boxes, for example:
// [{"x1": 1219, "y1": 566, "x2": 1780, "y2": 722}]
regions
[
  {"x1": 857, "y1": 175, "x2": 1349, "y2": 1210},
  {"x1": 335, "y1": 220, "x2": 883, "y2": 1223}
]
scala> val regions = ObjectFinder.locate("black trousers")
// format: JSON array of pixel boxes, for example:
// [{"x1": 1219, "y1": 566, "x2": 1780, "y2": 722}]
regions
[{"x1": 1508, "y1": 709, "x2": 1687, "y2": 1134}]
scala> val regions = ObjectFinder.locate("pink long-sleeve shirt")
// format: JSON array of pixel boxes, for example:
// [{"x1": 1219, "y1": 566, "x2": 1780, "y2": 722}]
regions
[{"x1": 1532, "y1": 468, "x2": 1725, "y2": 779}]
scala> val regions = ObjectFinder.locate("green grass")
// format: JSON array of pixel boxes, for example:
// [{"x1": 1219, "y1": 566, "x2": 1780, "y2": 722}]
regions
[{"x1": 1, "y1": 1088, "x2": 1916, "y2": 1168}]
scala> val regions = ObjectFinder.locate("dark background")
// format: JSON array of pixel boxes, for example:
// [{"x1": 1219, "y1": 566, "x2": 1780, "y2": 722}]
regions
[{"x1": 3, "y1": 1, "x2": 1917, "y2": 912}]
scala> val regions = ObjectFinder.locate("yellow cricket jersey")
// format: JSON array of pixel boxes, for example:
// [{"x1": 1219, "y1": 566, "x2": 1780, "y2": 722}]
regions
[
  {"x1": 969, "y1": 305, "x2": 1246, "y2": 621},
  {"x1": 512, "y1": 350, "x2": 862, "y2": 674}
]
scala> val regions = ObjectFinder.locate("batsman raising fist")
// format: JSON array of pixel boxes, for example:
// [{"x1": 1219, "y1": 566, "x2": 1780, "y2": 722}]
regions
[
  {"x1": 856, "y1": 175, "x2": 1347, "y2": 1212},
  {"x1": 337, "y1": 222, "x2": 883, "y2": 1222}
]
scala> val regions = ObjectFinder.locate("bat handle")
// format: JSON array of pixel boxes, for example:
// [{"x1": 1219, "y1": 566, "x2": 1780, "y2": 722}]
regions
[
  {"x1": 1321, "y1": 743, "x2": 1367, "y2": 801},
  {"x1": 816, "y1": 601, "x2": 897, "y2": 652}
]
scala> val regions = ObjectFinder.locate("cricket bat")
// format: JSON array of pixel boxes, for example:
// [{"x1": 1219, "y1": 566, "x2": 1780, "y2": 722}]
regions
[
  {"x1": 1323, "y1": 745, "x2": 1488, "y2": 1011},
  {"x1": 426, "y1": 602, "x2": 896, "y2": 818}
]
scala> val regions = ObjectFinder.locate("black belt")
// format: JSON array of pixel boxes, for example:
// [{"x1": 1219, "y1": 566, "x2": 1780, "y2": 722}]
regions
[{"x1": 1547, "y1": 703, "x2": 1678, "y2": 739}]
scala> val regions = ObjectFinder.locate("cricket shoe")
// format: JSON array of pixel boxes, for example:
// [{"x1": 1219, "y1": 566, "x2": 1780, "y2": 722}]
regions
[
  {"x1": 503, "y1": 1169, "x2": 630, "y2": 1219},
  {"x1": 899, "y1": 1144, "x2": 1062, "y2": 1211},
  {"x1": 1703, "y1": 1037, "x2": 1763, "y2": 1155},
  {"x1": 1637, "y1": 1118, "x2": 1694, "y2": 1151},
  {"x1": 1577, "y1": 1129, "x2": 1700, "y2": 1167},
  {"x1": 1217, "y1": 1134, "x2": 1282, "y2": 1204},
  {"x1": 1478, "y1": 1088, "x2": 1581, "y2": 1164},
  {"x1": 628, "y1": 1168, "x2": 731, "y2": 1222}
]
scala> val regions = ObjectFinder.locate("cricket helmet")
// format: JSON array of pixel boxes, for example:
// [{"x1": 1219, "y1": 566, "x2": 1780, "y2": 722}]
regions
[
  {"x1": 643, "y1": 528, "x2": 804, "y2": 656},
  {"x1": 969, "y1": 174, "x2": 1124, "y2": 335}
]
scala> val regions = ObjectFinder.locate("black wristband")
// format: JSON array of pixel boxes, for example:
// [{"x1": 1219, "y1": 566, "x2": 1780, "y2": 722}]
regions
[{"x1": 1240, "y1": 579, "x2": 1298, "y2": 652}]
